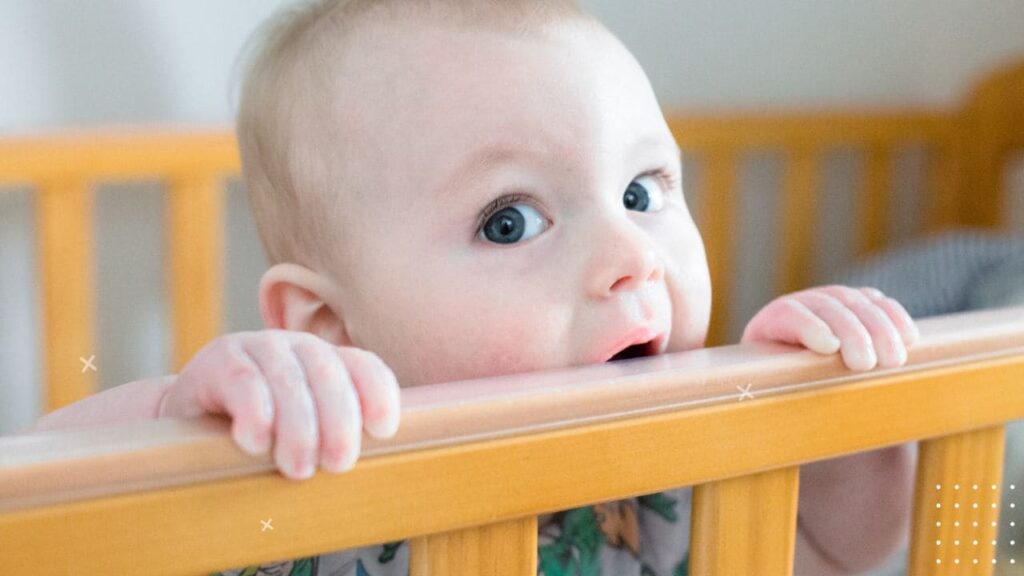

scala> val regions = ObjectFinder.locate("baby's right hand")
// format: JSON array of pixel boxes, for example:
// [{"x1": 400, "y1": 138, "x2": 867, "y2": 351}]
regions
[{"x1": 157, "y1": 330, "x2": 401, "y2": 480}]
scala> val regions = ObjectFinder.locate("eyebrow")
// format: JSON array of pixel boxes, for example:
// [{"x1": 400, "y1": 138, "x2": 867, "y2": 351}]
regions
[
  {"x1": 439, "y1": 145, "x2": 539, "y2": 200},
  {"x1": 630, "y1": 135, "x2": 683, "y2": 166},
  {"x1": 440, "y1": 135, "x2": 683, "y2": 200}
]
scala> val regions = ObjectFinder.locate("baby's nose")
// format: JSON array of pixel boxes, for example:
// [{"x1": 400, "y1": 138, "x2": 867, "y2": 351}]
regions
[{"x1": 587, "y1": 223, "x2": 665, "y2": 298}]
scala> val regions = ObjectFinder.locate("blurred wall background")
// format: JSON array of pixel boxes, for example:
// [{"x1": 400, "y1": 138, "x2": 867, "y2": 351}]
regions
[{"x1": 4, "y1": 1, "x2": 1024, "y2": 131}]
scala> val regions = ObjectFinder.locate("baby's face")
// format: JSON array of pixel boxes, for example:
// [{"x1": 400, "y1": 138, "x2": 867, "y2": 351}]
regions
[{"x1": 312, "y1": 18, "x2": 711, "y2": 387}]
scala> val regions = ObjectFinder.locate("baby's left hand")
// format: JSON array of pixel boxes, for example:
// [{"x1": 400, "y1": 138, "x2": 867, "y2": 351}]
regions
[{"x1": 741, "y1": 285, "x2": 920, "y2": 371}]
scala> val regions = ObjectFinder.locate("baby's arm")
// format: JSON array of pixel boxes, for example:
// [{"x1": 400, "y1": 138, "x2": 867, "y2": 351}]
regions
[
  {"x1": 17, "y1": 330, "x2": 401, "y2": 481},
  {"x1": 17, "y1": 375, "x2": 175, "y2": 434},
  {"x1": 796, "y1": 444, "x2": 916, "y2": 574},
  {"x1": 742, "y1": 285, "x2": 919, "y2": 574}
]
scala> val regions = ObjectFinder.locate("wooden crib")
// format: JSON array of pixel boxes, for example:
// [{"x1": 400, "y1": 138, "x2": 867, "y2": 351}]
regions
[{"x1": 0, "y1": 57, "x2": 1022, "y2": 574}]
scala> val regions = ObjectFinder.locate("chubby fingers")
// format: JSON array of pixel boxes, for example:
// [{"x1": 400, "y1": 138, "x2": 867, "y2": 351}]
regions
[
  {"x1": 162, "y1": 335, "x2": 277, "y2": 461},
  {"x1": 857, "y1": 286, "x2": 920, "y2": 346},
  {"x1": 796, "y1": 287, "x2": 903, "y2": 371},
  {"x1": 740, "y1": 298, "x2": 841, "y2": 355},
  {"x1": 742, "y1": 285, "x2": 919, "y2": 372},
  {"x1": 334, "y1": 347, "x2": 401, "y2": 440},
  {"x1": 244, "y1": 333, "x2": 321, "y2": 480},
  {"x1": 291, "y1": 341, "x2": 401, "y2": 474},
  {"x1": 241, "y1": 332, "x2": 401, "y2": 480},
  {"x1": 290, "y1": 338, "x2": 363, "y2": 474}
]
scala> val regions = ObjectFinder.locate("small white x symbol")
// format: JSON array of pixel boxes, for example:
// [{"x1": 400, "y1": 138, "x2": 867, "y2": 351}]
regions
[
  {"x1": 261, "y1": 519, "x2": 274, "y2": 532},
  {"x1": 737, "y1": 383, "x2": 754, "y2": 401},
  {"x1": 80, "y1": 355, "x2": 97, "y2": 373}
]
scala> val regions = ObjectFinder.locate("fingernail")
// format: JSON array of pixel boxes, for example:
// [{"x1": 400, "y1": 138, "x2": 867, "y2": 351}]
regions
[
  {"x1": 320, "y1": 452, "x2": 343, "y2": 473},
  {"x1": 292, "y1": 455, "x2": 314, "y2": 479},
  {"x1": 806, "y1": 330, "x2": 841, "y2": 354},
  {"x1": 238, "y1": 432, "x2": 259, "y2": 455},
  {"x1": 844, "y1": 345, "x2": 877, "y2": 371},
  {"x1": 876, "y1": 338, "x2": 909, "y2": 364},
  {"x1": 239, "y1": 430, "x2": 268, "y2": 455},
  {"x1": 887, "y1": 342, "x2": 907, "y2": 367},
  {"x1": 366, "y1": 415, "x2": 398, "y2": 439},
  {"x1": 338, "y1": 448, "x2": 358, "y2": 472}
]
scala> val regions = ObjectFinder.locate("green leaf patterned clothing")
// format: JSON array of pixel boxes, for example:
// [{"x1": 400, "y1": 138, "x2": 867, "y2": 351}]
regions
[{"x1": 215, "y1": 487, "x2": 691, "y2": 576}]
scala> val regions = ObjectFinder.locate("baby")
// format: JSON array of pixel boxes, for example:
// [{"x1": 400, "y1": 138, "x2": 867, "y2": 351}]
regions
[{"x1": 25, "y1": 0, "x2": 921, "y2": 574}]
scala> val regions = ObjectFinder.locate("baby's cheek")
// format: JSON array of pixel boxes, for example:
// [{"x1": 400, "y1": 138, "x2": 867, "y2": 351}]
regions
[
  {"x1": 462, "y1": 315, "x2": 558, "y2": 379},
  {"x1": 395, "y1": 305, "x2": 556, "y2": 386},
  {"x1": 666, "y1": 228, "x2": 712, "y2": 351}
]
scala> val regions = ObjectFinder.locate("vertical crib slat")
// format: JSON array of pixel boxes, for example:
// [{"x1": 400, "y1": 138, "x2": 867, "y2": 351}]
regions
[
  {"x1": 908, "y1": 426, "x2": 1006, "y2": 576},
  {"x1": 860, "y1": 146, "x2": 891, "y2": 256},
  {"x1": 925, "y1": 141, "x2": 962, "y2": 234},
  {"x1": 700, "y1": 149, "x2": 738, "y2": 346},
  {"x1": 167, "y1": 174, "x2": 224, "y2": 372},
  {"x1": 778, "y1": 146, "x2": 819, "y2": 294},
  {"x1": 36, "y1": 177, "x2": 95, "y2": 411},
  {"x1": 690, "y1": 466, "x2": 800, "y2": 574},
  {"x1": 409, "y1": 516, "x2": 537, "y2": 576}
]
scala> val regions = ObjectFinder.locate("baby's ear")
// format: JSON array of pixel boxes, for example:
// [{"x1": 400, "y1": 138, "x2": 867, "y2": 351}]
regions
[{"x1": 258, "y1": 263, "x2": 353, "y2": 346}]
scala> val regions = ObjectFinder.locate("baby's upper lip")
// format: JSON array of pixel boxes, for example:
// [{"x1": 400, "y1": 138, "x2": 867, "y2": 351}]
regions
[{"x1": 596, "y1": 327, "x2": 666, "y2": 363}]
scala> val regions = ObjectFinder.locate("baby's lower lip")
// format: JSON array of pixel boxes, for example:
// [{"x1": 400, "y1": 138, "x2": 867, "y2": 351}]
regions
[
  {"x1": 606, "y1": 343, "x2": 649, "y2": 362},
  {"x1": 603, "y1": 332, "x2": 666, "y2": 363}
]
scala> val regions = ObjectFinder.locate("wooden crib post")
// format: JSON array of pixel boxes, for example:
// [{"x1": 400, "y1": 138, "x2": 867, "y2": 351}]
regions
[
  {"x1": 860, "y1": 145, "x2": 892, "y2": 257},
  {"x1": 908, "y1": 426, "x2": 1006, "y2": 575},
  {"x1": 409, "y1": 516, "x2": 537, "y2": 576},
  {"x1": 700, "y1": 147, "x2": 738, "y2": 347},
  {"x1": 778, "y1": 146, "x2": 820, "y2": 295},
  {"x1": 925, "y1": 137, "x2": 964, "y2": 234},
  {"x1": 689, "y1": 466, "x2": 800, "y2": 574},
  {"x1": 36, "y1": 176, "x2": 96, "y2": 411},
  {"x1": 167, "y1": 174, "x2": 224, "y2": 372}
]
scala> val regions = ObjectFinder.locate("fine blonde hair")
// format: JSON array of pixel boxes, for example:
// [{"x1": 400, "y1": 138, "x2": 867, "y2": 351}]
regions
[{"x1": 234, "y1": 0, "x2": 592, "y2": 270}]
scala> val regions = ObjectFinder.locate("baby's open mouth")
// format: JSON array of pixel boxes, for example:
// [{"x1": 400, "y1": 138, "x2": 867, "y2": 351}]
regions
[{"x1": 606, "y1": 339, "x2": 657, "y2": 362}]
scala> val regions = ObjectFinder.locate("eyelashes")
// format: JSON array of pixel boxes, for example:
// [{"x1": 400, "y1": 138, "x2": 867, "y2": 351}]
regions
[
  {"x1": 476, "y1": 192, "x2": 532, "y2": 233},
  {"x1": 474, "y1": 167, "x2": 680, "y2": 234}
]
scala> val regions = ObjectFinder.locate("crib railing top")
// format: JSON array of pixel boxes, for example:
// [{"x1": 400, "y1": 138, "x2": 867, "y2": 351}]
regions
[
  {"x1": 3, "y1": 306, "x2": 1023, "y2": 510},
  {"x1": 0, "y1": 127, "x2": 238, "y2": 185}
]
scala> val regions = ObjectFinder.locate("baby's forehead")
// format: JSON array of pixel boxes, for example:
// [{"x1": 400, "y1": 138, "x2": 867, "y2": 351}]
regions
[
  {"x1": 309, "y1": 19, "x2": 667, "y2": 172},
  {"x1": 270, "y1": 8, "x2": 676, "y2": 251}
]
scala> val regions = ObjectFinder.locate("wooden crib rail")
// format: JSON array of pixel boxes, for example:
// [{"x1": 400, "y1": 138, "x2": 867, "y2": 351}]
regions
[{"x1": 2, "y1": 306, "x2": 1023, "y2": 575}]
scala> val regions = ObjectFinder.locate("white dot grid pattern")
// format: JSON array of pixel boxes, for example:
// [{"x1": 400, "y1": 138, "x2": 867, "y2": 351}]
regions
[{"x1": 932, "y1": 480, "x2": 1018, "y2": 565}]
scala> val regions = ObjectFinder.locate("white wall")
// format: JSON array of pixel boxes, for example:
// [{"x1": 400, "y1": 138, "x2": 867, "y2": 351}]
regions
[
  {"x1": 591, "y1": 0, "x2": 1024, "y2": 110},
  {"x1": 3, "y1": 1, "x2": 1024, "y2": 133}
]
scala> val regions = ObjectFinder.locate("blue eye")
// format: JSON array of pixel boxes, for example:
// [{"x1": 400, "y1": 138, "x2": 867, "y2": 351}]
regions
[
  {"x1": 624, "y1": 174, "x2": 665, "y2": 212},
  {"x1": 479, "y1": 203, "x2": 547, "y2": 244}
]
